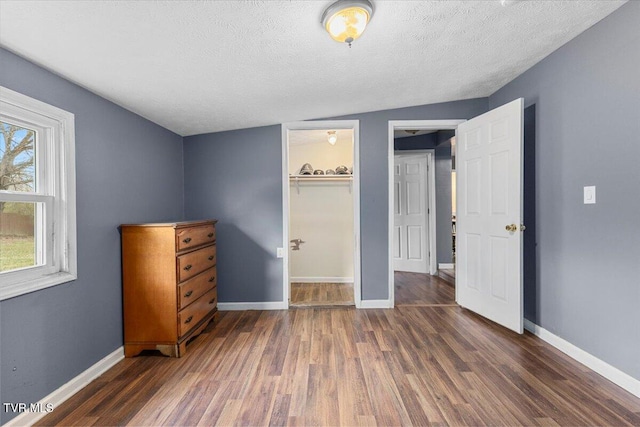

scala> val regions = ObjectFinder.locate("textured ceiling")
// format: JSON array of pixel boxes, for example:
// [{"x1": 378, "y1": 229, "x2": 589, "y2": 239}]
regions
[{"x1": 0, "y1": 1, "x2": 625, "y2": 136}]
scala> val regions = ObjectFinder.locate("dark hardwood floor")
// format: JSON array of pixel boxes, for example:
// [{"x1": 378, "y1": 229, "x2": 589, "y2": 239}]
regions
[
  {"x1": 438, "y1": 268, "x2": 455, "y2": 285},
  {"x1": 290, "y1": 282, "x2": 354, "y2": 307},
  {"x1": 395, "y1": 270, "x2": 455, "y2": 306},
  {"x1": 36, "y1": 305, "x2": 640, "y2": 426}
]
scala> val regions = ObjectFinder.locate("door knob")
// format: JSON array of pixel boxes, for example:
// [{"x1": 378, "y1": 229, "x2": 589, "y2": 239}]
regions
[{"x1": 505, "y1": 224, "x2": 517, "y2": 232}]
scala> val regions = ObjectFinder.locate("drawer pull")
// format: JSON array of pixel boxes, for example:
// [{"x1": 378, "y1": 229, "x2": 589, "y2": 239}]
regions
[
  {"x1": 209, "y1": 298, "x2": 216, "y2": 305},
  {"x1": 184, "y1": 264, "x2": 192, "y2": 271},
  {"x1": 208, "y1": 233, "x2": 214, "y2": 238},
  {"x1": 182, "y1": 237, "x2": 192, "y2": 243},
  {"x1": 208, "y1": 255, "x2": 214, "y2": 261},
  {"x1": 184, "y1": 290, "x2": 193, "y2": 298},
  {"x1": 209, "y1": 276, "x2": 216, "y2": 283},
  {"x1": 185, "y1": 316, "x2": 193, "y2": 324}
]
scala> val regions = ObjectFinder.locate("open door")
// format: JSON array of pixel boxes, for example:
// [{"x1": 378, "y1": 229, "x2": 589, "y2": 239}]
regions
[{"x1": 456, "y1": 98, "x2": 524, "y2": 333}]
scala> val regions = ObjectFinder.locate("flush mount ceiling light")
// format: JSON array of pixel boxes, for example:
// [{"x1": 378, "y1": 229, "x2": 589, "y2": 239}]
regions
[
  {"x1": 404, "y1": 129, "x2": 420, "y2": 135},
  {"x1": 321, "y1": 0, "x2": 374, "y2": 47},
  {"x1": 327, "y1": 130, "x2": 338, "y2": 145}
]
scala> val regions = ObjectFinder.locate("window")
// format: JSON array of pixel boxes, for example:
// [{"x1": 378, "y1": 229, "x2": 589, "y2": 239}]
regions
[{"x1": 0, "y1": 86, "x2": 76, "y2": 300}]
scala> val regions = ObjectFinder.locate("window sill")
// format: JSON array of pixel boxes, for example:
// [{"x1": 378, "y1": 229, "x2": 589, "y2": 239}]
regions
[{"x1": 0, "y1": 271, "x2": 77, "y2": 301}]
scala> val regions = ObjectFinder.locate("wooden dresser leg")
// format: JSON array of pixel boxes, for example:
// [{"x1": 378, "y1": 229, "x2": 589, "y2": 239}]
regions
[
  {"x1": 177, "y1": 341, "x2": 187, "y2": 358},
  {"x1": 156, "y1": 344, "x2": 179, "y2": 357},
  {"x1": 124, "y1": 344, "x2": 145, "y2": 358}
]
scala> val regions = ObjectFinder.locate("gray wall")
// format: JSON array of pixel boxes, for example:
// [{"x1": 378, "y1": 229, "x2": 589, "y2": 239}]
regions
[
  {"x1": 523, "y1": 106, "x2": 537, "y2": 323},
  {"x1": 434, "y1": 145, "x2": 453, "y2": 265},
  {"x1": 183, "y1": 126, "x2": 284, "y2": 303},
  {"x1": 394, "y1": 132, "x2": 437, "y2": 150},
  {"x1": 489, "y1": 1, "x2": 640, "y2": 380},
  {"x1": 0, "y1": 48, "x2": 184, "y2": 423},
  {"x1": 183, "y1": 99, "x2": 488, "y2": 303}
]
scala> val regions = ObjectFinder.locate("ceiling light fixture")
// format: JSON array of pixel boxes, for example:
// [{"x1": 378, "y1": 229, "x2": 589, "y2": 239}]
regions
[
  {"x1": 321, "y1": 0, "x2": 374, "y2": 47},
  {"x1": 327, "y1": 131, "x2": 338, "y2": 145},
  {"x1": 404, "y1": 130, "x2": 420, "y2": 135}
]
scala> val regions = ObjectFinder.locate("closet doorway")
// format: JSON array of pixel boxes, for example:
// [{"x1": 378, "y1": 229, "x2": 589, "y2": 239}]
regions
[{"x1": 281, "y1": 121, "x2": 361, "y2": 308}]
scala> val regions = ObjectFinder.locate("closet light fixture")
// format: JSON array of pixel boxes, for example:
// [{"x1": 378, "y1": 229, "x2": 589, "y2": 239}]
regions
[
  {"x1": 327, "y1": 131, "x2": 338, "y2": 145},
  {"x1": 321, "y1": 0, "x2": 374, "y2": 47}
]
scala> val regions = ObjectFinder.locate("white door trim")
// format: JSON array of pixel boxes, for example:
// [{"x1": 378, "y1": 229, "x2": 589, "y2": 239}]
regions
[
  {"x1": 282, "y1": 120, "x2": 361, "y2": 308},
  {"x1": 393, "y1": 151, "x2": 435, "y2": 274},
  {"x1": 387, "y1": 120, "x2": 465, "y2": 306}
]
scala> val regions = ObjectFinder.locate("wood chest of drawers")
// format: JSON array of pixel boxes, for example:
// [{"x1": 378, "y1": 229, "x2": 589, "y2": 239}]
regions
[{"x1": 120, "y1": 220, "x2": 218, "y2": 357}]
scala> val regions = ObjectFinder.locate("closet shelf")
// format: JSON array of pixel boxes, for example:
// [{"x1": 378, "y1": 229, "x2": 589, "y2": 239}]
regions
[
  {"x1": 289, "y1": 175, "x2": 353, "y2": 181},
  {"x1": 289, "y1": 175, "x2": 353, "y2": 194}
]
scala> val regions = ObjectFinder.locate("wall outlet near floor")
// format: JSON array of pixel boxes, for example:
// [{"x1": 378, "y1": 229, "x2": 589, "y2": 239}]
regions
[
  {"x1": 276, "y1": 247, "x2": 284, "y2": 258},
  {"x1": 584, "y1": 186, "x2": 596, "y2": 204}
]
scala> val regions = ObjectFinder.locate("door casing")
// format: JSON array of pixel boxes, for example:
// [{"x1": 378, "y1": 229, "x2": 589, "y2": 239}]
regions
[
  {"x1": 387, "y1": 120, "x2": 465, "y2": 305},
  {"x1": 282, "y1": 120, "x2": 361, "y2": 307}
]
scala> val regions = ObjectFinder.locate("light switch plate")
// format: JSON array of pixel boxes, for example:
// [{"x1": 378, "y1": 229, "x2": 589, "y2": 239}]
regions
[
  {"x1": 584, "y1": 186, "x2": 596, "y2": 204},
  {"x1": 276, "y1": 247, "x2": 284, "y2": 258}
]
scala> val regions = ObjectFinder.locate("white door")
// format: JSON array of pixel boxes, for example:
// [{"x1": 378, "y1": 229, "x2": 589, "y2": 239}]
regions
[
  {"x1": 456, "y1": 98, "x2": 524, "y2": 333},
  {"x1": 393, "y1": 155, "x2": 429, "y2": 273}
]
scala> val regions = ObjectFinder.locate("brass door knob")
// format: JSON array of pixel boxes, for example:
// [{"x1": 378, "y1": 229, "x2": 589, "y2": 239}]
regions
[{"x1": 505, "y1": 224, "x2": 517, "y2": 232}]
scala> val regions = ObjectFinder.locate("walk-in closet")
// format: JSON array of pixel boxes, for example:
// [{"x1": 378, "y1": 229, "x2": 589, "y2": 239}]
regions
[{"x1": 287, "y1": 129, "x2": 355, "y2": 307}]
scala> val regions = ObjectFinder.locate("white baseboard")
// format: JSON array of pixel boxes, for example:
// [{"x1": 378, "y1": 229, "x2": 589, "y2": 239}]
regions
[
  {"x1": 438, "y1": 263, "x2": 455, "y2": 270},
  {"x1": 4, "y1": 346, "x2": 124, "y2": 427},
  {"x1": 218, "y1": 301, "x2": 288, "y2": 311},
  {"x1": 524, "y1": 319, "x2": 640, "y2": 398},
  {"x1": 358, "y1": 299, "x2": 393, "y2": 309},
  {"x1": 290, "y1": 277, "x2": 354, "y2": 284}
]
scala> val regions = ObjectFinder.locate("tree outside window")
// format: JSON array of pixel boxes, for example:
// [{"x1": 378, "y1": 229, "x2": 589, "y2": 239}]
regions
[{"x1": 0, "y1": 122, "x2": 37, "y2": 272}]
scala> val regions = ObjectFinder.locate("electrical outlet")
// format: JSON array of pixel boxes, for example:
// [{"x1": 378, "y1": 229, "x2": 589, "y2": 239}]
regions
[{"x1": 276, "y1": 247, "x2": 284, "y2": 258}]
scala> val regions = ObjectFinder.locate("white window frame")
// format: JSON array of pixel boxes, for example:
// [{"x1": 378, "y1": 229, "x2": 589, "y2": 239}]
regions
[{"x1": 0, "y1": 86, "x2": 77, "y2": 300}]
